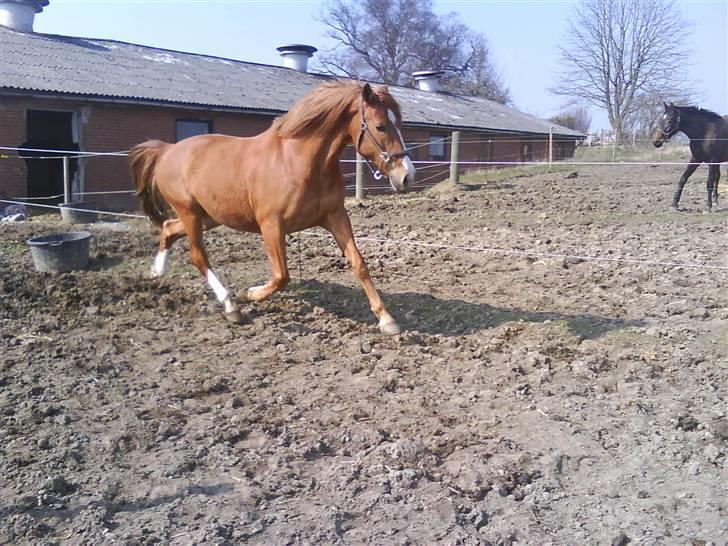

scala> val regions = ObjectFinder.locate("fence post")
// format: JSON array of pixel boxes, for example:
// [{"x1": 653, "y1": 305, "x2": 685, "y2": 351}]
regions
[
  {"x1": 355, "y1": 152, "x2": 365, "y2": 201},
  {"x1": 450, "y1": 131, "x2": 460, "y2": 185},
  {"x1": 548, "y1": 126, "x2": 553, "y2": 171},
  {"x1": 611, "y1": 132, "x2": 618, "y2": 162},
  {"x1": 62, "y1": 156, "x2": 72, "y2": 203}
]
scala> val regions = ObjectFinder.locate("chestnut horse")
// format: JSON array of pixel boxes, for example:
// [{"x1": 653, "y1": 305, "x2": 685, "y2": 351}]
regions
[{"x1": 129, "y1": 82, "x2": 415, "y2": 334}]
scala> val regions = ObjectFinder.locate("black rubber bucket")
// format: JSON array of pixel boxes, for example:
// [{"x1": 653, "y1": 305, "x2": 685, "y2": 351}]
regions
[
  {"x1": 59, "y1": 202, "x2": 99, "y2": 224},
  {"x1": 27, "y1": 231, "x2": 92, "y2": 273}
]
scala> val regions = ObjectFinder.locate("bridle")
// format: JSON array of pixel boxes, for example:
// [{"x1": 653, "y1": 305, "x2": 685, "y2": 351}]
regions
[
  {"x1": 664, "y1": 109, "x2": 681, "y2": 138},
  {"x1": 356, "y1": 97, "x2": 409, "y2": 180}
]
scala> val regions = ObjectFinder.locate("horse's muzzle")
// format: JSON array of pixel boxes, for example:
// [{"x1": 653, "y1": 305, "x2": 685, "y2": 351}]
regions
[
  {"x1": 389, "y1": 156, "x2": 416, "y2": 193},
  {"x1": 652, "y1": 129, "x2": 666, "y2": 148}
]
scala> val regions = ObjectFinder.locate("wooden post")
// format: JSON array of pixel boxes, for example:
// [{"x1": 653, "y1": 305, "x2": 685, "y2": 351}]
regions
[
  {"x1": 355, "y1": 152, "x2": 365, "y2": 201},
  {"x1": 611, "y1": 132, "x2": 618, "y2": 162},
  {"x1": 450, "y1": 130, "x2": 461, "y2": 185},
  {"x1": 548, "y1": 126, "x2": 553, "y2": 171},
  {"x1": 62, "y1": 156, "x2": 72, "y2": 203}
]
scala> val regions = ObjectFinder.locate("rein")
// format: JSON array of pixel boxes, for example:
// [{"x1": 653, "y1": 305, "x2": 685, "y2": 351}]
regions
[{"x1": 356, "y1": 97, "x2": 409, "y2": 180}]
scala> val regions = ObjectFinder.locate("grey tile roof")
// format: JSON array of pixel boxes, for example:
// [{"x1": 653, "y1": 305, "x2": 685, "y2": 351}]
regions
[{"x1": 0, "y1": 25, "x2": 583, "y2": 138}]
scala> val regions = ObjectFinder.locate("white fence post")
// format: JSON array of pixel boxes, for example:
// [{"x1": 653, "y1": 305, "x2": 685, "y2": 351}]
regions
[
  {"x1": 548, "y1": 126, "x2": 553, "y2": 171},
  {"x1": 450, "y1": 131, "x2": 461, "y2": 185},
  {"x1": 62, "y1": 156, "x2": 72, "y2": 203}
]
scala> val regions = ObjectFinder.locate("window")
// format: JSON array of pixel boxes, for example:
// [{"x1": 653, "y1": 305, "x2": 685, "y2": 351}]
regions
[
  {"x1": 521, "y1": 143, "x2": 532, "y2": 162},
  {"x1": 480, "y1": 138, "x2": 495, "y2": 163},
  {"x1": 176, "y1": 119, "x2": 211, "y2": 142},
  {"x1": 428, "y1": 134, "x2": 446, "y2": 160}
]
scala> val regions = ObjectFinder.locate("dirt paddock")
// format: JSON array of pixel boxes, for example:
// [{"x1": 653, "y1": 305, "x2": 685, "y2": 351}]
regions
[{"x1": 1, "y1": 164, "x2": 727, "y2": 545}]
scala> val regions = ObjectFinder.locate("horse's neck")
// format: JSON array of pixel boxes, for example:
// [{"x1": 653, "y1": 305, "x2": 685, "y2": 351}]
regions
[
  {"x1": 310, "y1": 121, "x2": 354, "y2": 170},
  {"x1": 678, "y1": 111, "x2": 708, "y2": 140}
]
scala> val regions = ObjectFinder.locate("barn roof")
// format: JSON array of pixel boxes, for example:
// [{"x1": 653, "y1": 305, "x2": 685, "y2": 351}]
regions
[{"x1": 0, "y1": 25, "x2": 583, "y2": 138}]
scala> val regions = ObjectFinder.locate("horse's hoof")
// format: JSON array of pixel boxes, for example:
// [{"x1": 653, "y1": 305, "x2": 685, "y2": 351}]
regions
[
  {"x1": 379, "y1": 320, "x2": 402, "y2": 336},
  {"x1": 223, "y1": 310, "x2": 246, "y2": 324},
  {"x1": 669, "y1": 206, "x2": 679, "y2": 212}
]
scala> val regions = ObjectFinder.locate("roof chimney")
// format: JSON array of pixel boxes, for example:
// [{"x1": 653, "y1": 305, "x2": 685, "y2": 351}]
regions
[
  {"x1": 277, "y1": 44, "x2": 317, "y2": 73},
  {"x1": 413, "y1": 70, "x2": 445, "y2": 92},
  {"x1": 0, "y1": 0, "x2": 48, "y2": 32}
]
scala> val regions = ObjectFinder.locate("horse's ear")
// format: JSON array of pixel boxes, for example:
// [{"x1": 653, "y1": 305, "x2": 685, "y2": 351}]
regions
[
  {"x1": 362, "y1": 83, "x2": 379, "y2": 105},
  {"x1": 663, "y1": 101, "x2": 668, "y2": 110},
  {"x1": 669, "y1": 101, "x2": 675, "y2": 108}
]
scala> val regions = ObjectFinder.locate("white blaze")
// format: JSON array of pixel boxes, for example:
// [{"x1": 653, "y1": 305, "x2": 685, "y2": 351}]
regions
[
  {"x1": 388, "y1": 109, "x2": 406, "y2": 149},
  {"x1": 388, "y1": 109, "x2": 415, "y2": 183},
  {"x1": 402, "y1": 155, "x2": 416, "y2": 181}
]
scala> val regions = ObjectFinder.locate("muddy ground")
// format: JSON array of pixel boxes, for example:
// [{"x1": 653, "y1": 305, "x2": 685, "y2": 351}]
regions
[{"x1": 1, "y1": 164, "x2": 727, "y2": 545}]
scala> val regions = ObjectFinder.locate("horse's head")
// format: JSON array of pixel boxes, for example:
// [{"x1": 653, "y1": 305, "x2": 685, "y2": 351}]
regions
[
  {"x1": 355, "y1": 83, "x2": 416, "y2": 193},
  {"x1": 653, "y1": 102, "x2": 680, "y2": 148}
]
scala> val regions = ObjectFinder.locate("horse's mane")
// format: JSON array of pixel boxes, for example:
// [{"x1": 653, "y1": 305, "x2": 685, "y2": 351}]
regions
[
  {"x1": 677, "y1": 105, "x2": 724, "y2": 121},
  {"x1": 273, "y1": 81, "x2": 401, "y2": 139}
]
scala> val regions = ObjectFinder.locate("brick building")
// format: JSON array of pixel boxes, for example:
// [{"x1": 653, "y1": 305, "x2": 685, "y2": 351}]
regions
[{"x1": 0, "y1": 1, "x2": 583, "y2": 209}]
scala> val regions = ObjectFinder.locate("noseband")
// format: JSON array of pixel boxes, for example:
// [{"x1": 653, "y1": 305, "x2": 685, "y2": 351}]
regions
[{"x1": 356, "y1": 97, "x2": 409, "y2": 180}]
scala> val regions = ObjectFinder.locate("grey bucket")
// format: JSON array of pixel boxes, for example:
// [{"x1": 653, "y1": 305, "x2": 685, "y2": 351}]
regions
[
  {"x1": 27, "y1": 232, "x2": 92, "y2": 273},
  {"x1": 59, "y1": 202, "x2": 99, "y2": 224}
]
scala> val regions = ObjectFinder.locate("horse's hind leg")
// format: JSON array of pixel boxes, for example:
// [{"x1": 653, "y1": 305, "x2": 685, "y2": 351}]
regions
[
  {"x1": 151, "y1": 218, "x2": 187, "y2": 278},
  {"x1": 178, "y1": 209, "x2": 244, "y2": 324},
  {"x1": 712, "y1": 165, "x2": 721, "y2": 209},
  {"x1": 151, "y1": 217, "x2": 219, "y2": 277},
  {"x1": 706, "y1": 164, "x2": 720, "y2": 212},
  {"x1": 245, "y1": 221, "x2": 290, "y2": 302},
  {"x1": 323, "y1": 209, "x2": 400, "y2": 335}
]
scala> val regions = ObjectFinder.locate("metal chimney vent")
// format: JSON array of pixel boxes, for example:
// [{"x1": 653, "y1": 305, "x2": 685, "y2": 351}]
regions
[
  {"x1": 0, "y1": 0, "x2": 48, "y2": 32},
  {"x1": 276, "y1": 44, "x2": 317, "y2": 73},
  {"x1": 412, "y1": 70, "x2": 445, "y2": 92}
]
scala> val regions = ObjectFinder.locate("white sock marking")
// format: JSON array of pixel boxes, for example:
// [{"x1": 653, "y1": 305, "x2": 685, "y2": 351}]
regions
[
  {"x1": 222, "y1": 296, "x2": 236, "y2": 313},
  {"x1": 206, "y1": 270, "x2": 229, "y2": 302},
  {"x1": 153, "y1": 249, "x2": 169, "y2": 277}
]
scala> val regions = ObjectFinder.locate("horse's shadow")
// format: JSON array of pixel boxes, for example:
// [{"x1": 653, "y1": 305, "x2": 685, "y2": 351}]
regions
[{"x1": 289, "y1": 279, "x2": 642, "y2": 339}]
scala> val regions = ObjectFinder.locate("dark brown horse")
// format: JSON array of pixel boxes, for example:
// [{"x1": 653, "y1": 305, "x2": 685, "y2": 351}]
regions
[
  {"x1": 130, "y1": 81, "x2": 415, "y2": 334},
  {"x1": 653, "y1": 102, "x2": 728, "y2": 211}
]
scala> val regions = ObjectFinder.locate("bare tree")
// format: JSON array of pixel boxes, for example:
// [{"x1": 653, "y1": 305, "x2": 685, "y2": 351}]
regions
[
  {"x1": 549, "y1": 105, "x2": 592, "y2": 134},
  {"x1": 624, "y1": 87, "x2": 699, "y2": 140},
  {"x1": 551, "y1": 0, "x2": 694, "y2": 141},
  {"x1": 317, "y1": 0, "x2": 511, "y2": 103}
]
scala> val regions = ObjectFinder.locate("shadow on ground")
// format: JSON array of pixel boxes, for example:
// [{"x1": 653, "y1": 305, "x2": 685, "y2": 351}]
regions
[{"x1": 289, "y1": 279, "x2": 642, "y2": 339}]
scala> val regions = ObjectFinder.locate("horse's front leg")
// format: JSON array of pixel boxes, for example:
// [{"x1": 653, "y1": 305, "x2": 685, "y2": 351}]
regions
[
  {"x1": 323, "y1": 209, "x2": 401, "y2": 335},
  {"x1": 245, "y1": 221, "x2": 290, "y2": 302},
  {"x1": 672, "y1": 160, "x2": 699, "y2": 210}
]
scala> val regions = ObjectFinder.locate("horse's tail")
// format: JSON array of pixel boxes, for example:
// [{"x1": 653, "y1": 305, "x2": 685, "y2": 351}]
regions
[{"x1": 129, "y1": 140, "x2": 172, "y2": 228}]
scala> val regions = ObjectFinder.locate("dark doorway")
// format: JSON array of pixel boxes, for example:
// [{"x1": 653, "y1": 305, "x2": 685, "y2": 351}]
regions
[{"x1": 22, "y1": 110, "x2": 79, "y2": 202}]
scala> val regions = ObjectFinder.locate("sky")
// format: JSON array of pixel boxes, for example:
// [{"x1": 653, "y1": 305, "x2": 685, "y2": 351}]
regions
[{"x1": 33, "y1": 0, "x2": 728, "y2": 132}]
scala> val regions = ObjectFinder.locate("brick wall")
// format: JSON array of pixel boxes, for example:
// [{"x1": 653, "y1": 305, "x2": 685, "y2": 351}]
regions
[
  {"x1": 0, "y1": 94, "x2": 577, "y2": 208},
  {"x1": 0, "y1": 96, "x2": 28, "y2": 198}
]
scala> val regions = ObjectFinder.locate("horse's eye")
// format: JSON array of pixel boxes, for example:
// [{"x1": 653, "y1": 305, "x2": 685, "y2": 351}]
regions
[{"x1": 375, "y1": 124, "x2": 386, "y2": 133}]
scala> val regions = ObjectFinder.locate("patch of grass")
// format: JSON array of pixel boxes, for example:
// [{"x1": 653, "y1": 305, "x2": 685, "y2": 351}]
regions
[
  {"x1": 0, "y1": 241, "x2": 27, "y2": 256},
  {"x1": 427, "y1": 164, "x2": 572, "y2": 192},
  {"x1": 575, "y1": 142, "x2": 691, "y2": 163}
]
